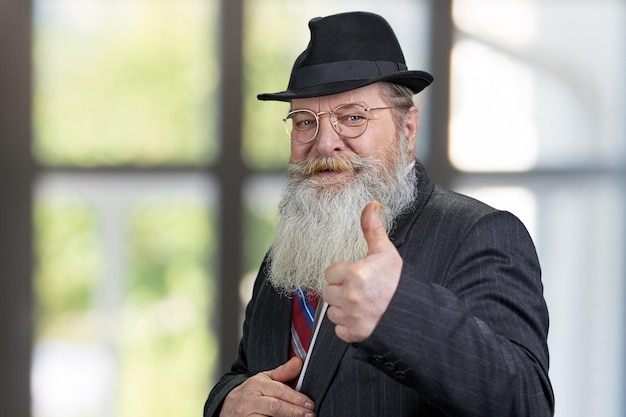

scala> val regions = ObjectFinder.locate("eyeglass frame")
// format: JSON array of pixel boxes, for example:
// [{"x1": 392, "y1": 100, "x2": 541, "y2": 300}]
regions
[{"x1": 282, "y1": 103, "x2": 394, "y2": 144}]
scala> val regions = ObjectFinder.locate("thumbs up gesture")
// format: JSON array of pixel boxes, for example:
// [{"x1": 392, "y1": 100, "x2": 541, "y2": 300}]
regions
[{"x1": 322, "y1": 201, "x2": 403, "y2": 343}]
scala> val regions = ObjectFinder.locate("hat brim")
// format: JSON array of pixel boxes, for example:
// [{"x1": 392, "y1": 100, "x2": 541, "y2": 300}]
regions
[{"x1": 257, "y1": 70, "x2": 433, "y2": 102}]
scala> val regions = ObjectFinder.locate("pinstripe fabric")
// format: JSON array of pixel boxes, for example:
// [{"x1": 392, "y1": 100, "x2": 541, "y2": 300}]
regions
[{"x1": 204, "y1": 161, "x2": 554, "y2": 417}]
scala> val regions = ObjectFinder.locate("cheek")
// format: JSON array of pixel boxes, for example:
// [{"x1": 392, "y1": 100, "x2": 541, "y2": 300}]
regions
[
  {"x1": 290, "y1": 143, "x2": 312, "y2": 162},
  {"x1": 351, "y1": 131, "x2": 396, "y2": 161}
]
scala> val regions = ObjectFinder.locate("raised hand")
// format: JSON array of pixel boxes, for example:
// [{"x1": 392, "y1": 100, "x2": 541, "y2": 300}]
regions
[
  {"x1": 220, "y1": 356, "x2": 316, "y2": 417},
  {"x1": 322, "y1": 201, "x2": 403, "y2": 343}
]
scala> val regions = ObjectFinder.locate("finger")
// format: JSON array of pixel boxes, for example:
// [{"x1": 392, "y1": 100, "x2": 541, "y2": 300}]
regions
[
  {"x1": 223, "y1": 370, "x2": 315, "y2": 417},
  {"x1": 265, "y1": 356, "x2": 303, "y2": 384},
  {"x1": 247, "y1": 387, "x2": 316, "y2": 417},
  {"x1": 259, "y1": 359, "x2": 316, "y2": 411},
  {"x1": 257, "y1": 395, "x2": 316, "y2": 417},
  {"x1": 360, "y1": 201, "x2": 393, "y2": 256},
  {"x1": 334, "y1": 323, "x2": 351, "y2": 343},
  {"x1": 324, "y1": 260, "x2": 350, "y2": 285},
  {"x1": 325, "y1": 304, "x2": 346, "y2": 324},
  {"x1": 257, "y1": 382, "x2": 315, "y2": 414},
  {"x1": 322, "y1": 276, "x2": 347, "y2": 305}
]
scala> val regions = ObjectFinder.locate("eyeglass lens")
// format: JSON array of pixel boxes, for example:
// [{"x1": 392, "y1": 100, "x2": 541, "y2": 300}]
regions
[{"x1": 284, "y1": 103, "x2": 370, "y2": 143}]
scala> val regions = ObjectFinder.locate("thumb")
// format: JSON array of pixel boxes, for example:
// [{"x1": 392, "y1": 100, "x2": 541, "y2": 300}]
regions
[
  {"x1": 361, "y1": 201, "x2": 393, "y2": 256},
  {"x1": 264, "y1": 356, "x2": 303, "y2": 383}
]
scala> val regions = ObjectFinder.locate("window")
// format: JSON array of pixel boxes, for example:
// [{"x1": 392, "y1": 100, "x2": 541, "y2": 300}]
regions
[
  {"x1": 16, "y1": 2, "x2": 624, "y2": 417},
  {"x1": 450, "y1": 2, "x2": 626, "y2": 416},
  {"x1": 31, "y1": 1, "x2": 218, "y2": 416}
]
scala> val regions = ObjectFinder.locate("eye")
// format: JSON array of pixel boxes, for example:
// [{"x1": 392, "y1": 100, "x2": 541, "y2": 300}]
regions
[
  {"x1": 289, "y1": 112, "x2": 317, "y2": 131},
  {"x1": 335, "y1": 109, "x2": 367, "y2": 126},
  {"x1": 294, "y1": 118, "x2": 316, "y2": 130},
  {"x1": 346, "y1": 114, "x2": 365, "y2": 123}
]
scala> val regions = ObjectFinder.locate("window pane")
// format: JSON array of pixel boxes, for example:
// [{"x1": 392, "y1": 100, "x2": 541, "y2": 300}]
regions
[
  {"x1": 242, "y1": 0, "x2": 432, "y2": 169},
  {"x1": 241, "y1": 176, "x2": 284, "y2": 306},
  {"x1": 33, "y1": 174, "x2": 217, "y2": 417},
  {"x1": 33, "y1": 0, "x2": 218, "y2": 166},
  {"x1": 242, "y1": 176, "x2": 283, "y2": 274},
  {"x1": 450, "y1": 0, "x2": 626, "y2": 172}
]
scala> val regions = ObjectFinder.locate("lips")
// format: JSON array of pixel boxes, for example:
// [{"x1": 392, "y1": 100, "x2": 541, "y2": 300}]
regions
[{"x1": 318, "y1": 167, "x2": 341, "y2": 174}]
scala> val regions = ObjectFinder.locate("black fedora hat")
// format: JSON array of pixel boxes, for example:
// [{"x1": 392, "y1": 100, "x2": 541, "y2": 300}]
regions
[{"x1": 257, "y1": 11, "x2": 433, "y2": 102}]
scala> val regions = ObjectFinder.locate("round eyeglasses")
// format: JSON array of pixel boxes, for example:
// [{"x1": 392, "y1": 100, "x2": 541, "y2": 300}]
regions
[{"x1": 283, "y1": 103, "x2": 393, "y2": 144}]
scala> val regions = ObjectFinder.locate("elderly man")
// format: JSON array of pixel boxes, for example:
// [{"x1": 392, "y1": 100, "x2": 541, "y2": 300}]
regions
[{"x1": 204, "y1": 11, "x2": 554, "y2": 417}]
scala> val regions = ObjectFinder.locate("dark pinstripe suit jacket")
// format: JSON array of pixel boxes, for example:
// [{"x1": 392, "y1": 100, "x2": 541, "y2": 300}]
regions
[{"x1": 204, "y1": 162, "x2": 554, "y2": 417}]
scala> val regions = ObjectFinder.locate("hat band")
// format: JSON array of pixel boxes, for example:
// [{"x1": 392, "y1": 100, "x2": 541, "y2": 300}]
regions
[{"x1": 289, "y1": 60, "x2": 408, "y2": 89}]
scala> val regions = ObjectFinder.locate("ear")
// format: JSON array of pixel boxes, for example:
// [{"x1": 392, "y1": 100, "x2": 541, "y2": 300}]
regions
[{"x1": 402, "y1": 106, "x2": 419, "y2": 159}]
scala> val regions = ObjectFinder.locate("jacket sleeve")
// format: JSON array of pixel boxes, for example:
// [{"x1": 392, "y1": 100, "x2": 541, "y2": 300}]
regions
[
  {"x1": 353, "y1": 209, "x2": 554, "y2": 416},
  {"x1": 203, "y1": 344, "x2": 250, "y2": 417}
]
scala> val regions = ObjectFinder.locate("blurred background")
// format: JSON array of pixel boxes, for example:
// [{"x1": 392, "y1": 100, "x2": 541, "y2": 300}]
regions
[{"x1": 0, "y1": 0, "x2": 624, "y2": 416}]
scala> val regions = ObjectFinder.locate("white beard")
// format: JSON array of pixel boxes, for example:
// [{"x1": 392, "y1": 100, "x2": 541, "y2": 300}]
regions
[{"x1": 267, "y1": 144, "x2": 417, "y2": 297}]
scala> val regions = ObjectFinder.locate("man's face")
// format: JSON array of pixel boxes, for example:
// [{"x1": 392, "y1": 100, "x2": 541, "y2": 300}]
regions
[
  {"x1": 268, "y1": 83, "x2": 420, "y2": 296},
  {"x1": 288, "y1": 83, "x2": 417, "y2": 185}
]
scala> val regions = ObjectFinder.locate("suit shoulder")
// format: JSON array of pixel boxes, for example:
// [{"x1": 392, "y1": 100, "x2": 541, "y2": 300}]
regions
[{"x1": 428, "y1": 184, "x2": 498, "y2": 220}]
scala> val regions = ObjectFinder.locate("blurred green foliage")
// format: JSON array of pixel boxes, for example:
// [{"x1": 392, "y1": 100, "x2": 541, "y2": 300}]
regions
[
  {"x1": 32, "y1": 1, "x2": 301, "y2": 416},
  {"x1": 33, "y1": 1, "x2": 218, "y2": 166},
  {"x1": 242, "y1": 1, "x2": 294, "y2": 169},
  {"x1": 243, "y1": 204, "x2": 278, "y2": 273},
  {"x1": 122, "y1": 200, "x2": 217, "y2": 417},
  {"x1": 33, "y1": 1, "x2": 219, "y2": 416},
  {"x1": 34, "y1": 202, "x2": 102, "y2": 340},
  {"x1": 129, "y1": 202, "x2": 213, "y2": 303},
  {"x1": 33, "y1": 197, "x2": 216, "y2": 417}
]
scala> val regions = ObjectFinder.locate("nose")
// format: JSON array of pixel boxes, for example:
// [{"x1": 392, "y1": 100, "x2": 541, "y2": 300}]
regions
[{"x1": 313, "y1": 113, "x2": 346, "y2": 157}]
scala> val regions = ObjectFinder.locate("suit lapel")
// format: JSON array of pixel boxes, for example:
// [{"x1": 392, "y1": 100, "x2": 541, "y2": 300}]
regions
[
  {"x1": 298, "y1": 315, "x2": 349, "y2": 408},
  {"x1": 269, "y1": 290, "x2": 292, "y2": 364},
  {"x1": 250, "y1": 279, "x2": 292, "y2": 371}
]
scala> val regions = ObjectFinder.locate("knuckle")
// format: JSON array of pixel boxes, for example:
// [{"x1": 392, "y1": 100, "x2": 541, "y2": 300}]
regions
[
  {"x1": 272, "y1": 381, "x2": 288, "y2": 398},
  {"x1": 268, "y1": 397, "x2": 283, "y2": 415},
  {"x1": 349, "y1": 264, "x2": 368, "y2": 284},
  {"x1": 345, "y1": 290, "x2": 360, "y2": 304}
]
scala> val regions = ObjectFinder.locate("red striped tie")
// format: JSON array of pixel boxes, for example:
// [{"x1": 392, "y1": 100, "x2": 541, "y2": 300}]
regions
[{"x1": 290, "y1": 288, "x2": 318, "y2": 359}]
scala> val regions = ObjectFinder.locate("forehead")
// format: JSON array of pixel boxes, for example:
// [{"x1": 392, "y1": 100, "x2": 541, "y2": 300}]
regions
[{"x1": 291, "y1": 83, "x2": 386, "y2": 110}]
